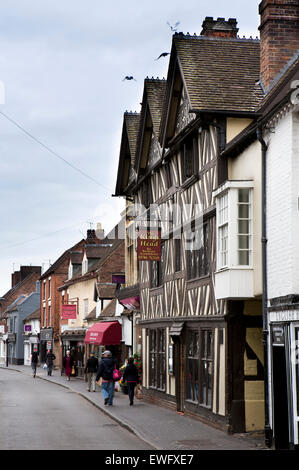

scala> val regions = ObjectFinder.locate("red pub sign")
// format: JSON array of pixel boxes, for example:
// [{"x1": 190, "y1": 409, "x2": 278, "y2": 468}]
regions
[
  {"x1": 62, "y1": 304, "x2": 77, "y2": 320},
  {"x1": 137, "y1": 227, "x2": 161, "y2": 261}
]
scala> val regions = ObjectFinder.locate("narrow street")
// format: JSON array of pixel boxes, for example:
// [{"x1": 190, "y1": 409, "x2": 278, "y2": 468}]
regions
[{"x1": 0, "y1": 369, "x2": 152, "y2": 450}]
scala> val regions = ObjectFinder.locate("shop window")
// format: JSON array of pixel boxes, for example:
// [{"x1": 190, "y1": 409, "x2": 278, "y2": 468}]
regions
[
  {"x1": 186, "y1": 330, "x2": 199, "y2": 402},
  {"x1": 186, "y1": 329, "x2": 213, "y2": 408},
  {"x1": 200, "y1": 330, "x2": 213, "y2": 407},
  {"x1": 149, "y1": 329, "x2": 166, "y2": 391}
]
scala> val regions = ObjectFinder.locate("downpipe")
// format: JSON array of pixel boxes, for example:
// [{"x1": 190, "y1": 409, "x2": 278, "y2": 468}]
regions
[{"x1": 257, "y1": 127, "x2": 272, "y2": 448}]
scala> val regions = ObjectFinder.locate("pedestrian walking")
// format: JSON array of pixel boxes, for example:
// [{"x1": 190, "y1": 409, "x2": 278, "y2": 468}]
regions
[
  {"x1": 30, "y1": 350, "x2": 39, "y2": 378},
  {"x1": 84, "y1": 352, "x2": 98, "y2": 392},
  {"x1": 46, "y1": 349, "x2": 56, "y2": 376},
  {"x1": 62, "y1": 350, "x2": 74, "y2": 381},
  {"x1": 122, "y1": 357, "x2": 139, "y2": 406},
  {"x1": 96, "y1": 350, "x2": 116, "y2": 406}
]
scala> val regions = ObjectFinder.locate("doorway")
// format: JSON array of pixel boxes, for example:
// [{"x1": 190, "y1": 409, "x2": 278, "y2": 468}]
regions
[{"x1": 272, "y1": 344, "x2": 290, "y2": 449}]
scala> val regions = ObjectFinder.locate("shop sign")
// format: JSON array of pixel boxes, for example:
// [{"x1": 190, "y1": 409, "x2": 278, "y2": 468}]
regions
[
  {"x1": 40, "y1": 328, "x2": 53, "y2": 341},
  {"x1": 269, "y1": 310, "x2": 299, "y2": 322},
  {"x1": 272, "y1": 325, "x2": 285, "y2": 346},
  {"x1": 8, "y1": 333, "x2": 16, "y2": 342},
  {"x1": 137, "y1": 227, "x2": 161, "y2": 261},
  {"x1": 46, "y1": 341, "x2": 52, "y2": 350},
  {"x1": 119, "y1": 296, "x2": 140, "y2": 310},
  {"x1": 24, "y1": 325, "x2": 32, "y2": 332},
  {"x1": 62, "y1": 304, "x2": 77, "y2": 320},
  {"x1": 30, "y1": 337, "x2": 39, "y2": 344}
]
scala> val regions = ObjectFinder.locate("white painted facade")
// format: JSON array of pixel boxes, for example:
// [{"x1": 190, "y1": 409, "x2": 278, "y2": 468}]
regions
[
  {"x1": 265, "y1": 104, "x2": 299, "y2": 446},
  {"x1": 266, "y1": 108, "x2": 299, "y2": 300}
]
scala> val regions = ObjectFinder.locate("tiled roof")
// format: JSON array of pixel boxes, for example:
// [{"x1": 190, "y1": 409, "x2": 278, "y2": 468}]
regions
[
  {"x1": 145, "y1": 79, "x2": 167, "y2": 136},
  {"x1": 173, "y1": 34, "x2": 263, "y2": 113},
  {"x1": 96, "y1": 283, "x2": 116, "y2": 299},
  {"x1": 124, "y1": 112, "x2": 140, "y2": 166},
  {"x1": 100, "y1": 299, "x2": 117, "y2": 317},
  {"x1": 24, "y1": 307, "x2": 40, "y2": 322},
  {"x1": 4, "y1": 295, "x2": 27, "y2": 314}
]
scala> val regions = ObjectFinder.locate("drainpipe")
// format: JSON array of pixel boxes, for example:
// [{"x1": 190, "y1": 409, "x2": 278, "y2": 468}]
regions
[{"x1": 257, "y1": 126, "x2": 272, "y2": 448}]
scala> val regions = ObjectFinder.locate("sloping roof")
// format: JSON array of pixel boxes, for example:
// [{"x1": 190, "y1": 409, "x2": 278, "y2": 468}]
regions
[
  {"x1": 5, "y1": 295, "x2": 27, "y2": 313},
  {"x1": 41, "y1": 239, "x2": 84, "y2": 279},
  {"x1": 173, "y1": 34, "x2": 263, "y2": 113},
  {"x1": 96, "y1": 283, "x2": 116, "y2": 299},
  {"x1": 100, "y1": 299, "x2": 117, "y2": 317},
  {"x1": 124, "y1": 112, "x2": 140, "y2": 166},
  {"x1": 114, "y1": 113, "x2": 140, "y2": 196},
  {"x1": 85, "y1": 306, "x2": 96, "y2": 320},
  {"x1": 24, "y1": 307, "x2": 40, "y2": 322},
  {"x1": 145, "y1": 79, "x2": 167, "y2": 136}
]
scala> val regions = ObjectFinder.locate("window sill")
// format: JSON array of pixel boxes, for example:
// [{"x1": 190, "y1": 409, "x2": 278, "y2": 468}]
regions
[
  {"x1": 185, "y1": 399, "x2": 212, "y2": 410},
  {"x1": 181, "y1": 175, "x2": 199, "y2": 191}
]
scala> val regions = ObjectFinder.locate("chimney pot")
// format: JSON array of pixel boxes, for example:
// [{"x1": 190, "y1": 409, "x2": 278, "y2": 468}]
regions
[{"x1": 201, "y1": 16, "x2": 239, "y2": 38}]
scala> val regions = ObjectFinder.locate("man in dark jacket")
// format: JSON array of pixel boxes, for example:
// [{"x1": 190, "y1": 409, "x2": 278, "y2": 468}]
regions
[
  {"x1": 46, "y1": 350, "x2": 56, "y2": 376},
  {"x1": 96, "y1": 350, "x2": 116, "y2": 406},
  {"x1": 123, "y1": 357, "x2": 139, "y2": 405},
  {"x1": 84, "y1": 352, "x2": 98, "y2": 392},
  {"x1": 31, "y1": 350, "x2": 39, "y2": 378}
]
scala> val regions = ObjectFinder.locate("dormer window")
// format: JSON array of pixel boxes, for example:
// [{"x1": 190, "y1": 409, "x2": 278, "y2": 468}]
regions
[
  {"x1": 82, "y1": 253, "x2": 88, "y2": 275},
  {"x1": 68, "y1": 262, "x2": 73, "y2": 280}
]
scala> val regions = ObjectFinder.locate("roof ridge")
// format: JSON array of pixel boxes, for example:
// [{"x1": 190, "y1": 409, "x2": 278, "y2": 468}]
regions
[{"x1": 174, "y1": 32, "x2": 260, "y2": 42}]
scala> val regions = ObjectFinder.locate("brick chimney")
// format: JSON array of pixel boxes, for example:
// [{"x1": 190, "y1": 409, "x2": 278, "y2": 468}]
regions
[
  {"x1": 259, "y1": 0, "x2": 299, "y2": 91},
  {"x1": 201, "y1": 17, "x2": 239, "y2": 38}
]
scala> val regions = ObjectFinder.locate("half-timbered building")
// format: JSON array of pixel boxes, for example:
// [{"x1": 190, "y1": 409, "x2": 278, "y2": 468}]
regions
[{"x1": 115, "y1": 17, "x2": 266, "y2": 433}]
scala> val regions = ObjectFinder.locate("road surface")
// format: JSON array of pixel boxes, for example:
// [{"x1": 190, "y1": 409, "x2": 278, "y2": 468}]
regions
[{"x1": 0, "y1": 368, "x2": 153, "y2": 450}]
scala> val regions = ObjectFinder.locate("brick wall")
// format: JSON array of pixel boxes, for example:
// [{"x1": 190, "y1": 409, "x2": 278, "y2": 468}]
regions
[
  {"x1": 97, "y1": 242, "x2": 125, "y2": 283},
  {"x1": 259, "y1": 0, "x2": 299, "y2": 90}
]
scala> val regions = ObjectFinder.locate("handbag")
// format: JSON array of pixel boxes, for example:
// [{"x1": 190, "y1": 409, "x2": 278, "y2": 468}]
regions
[
  {"x1": 71, "y1": 366, "x2": 76, "y2": 376},
  {"x1": 113, "y1": 365, "x2": 122, "y2": 382}
]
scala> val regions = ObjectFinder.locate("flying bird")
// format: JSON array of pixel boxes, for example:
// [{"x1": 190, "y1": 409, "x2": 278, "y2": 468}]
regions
[
  {"x1": 155, "y1": 52, "x2": 170, "y2": 61},
  {"x1": 122, "y1": 76, "x2": 137, "y2": 81},
  {"x1": 167, "y1": 21, "x2": 180, "y2": 32}
]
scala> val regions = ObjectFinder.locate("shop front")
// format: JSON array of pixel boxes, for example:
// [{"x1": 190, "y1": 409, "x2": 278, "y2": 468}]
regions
[
  {"x1": 61, "y1": 329, "x2": 86, "y2": 378},
  {"x1": 40, "y1": 328, "x2": 53, "y2": 363},
  {"x1": 268, "y1": 306, "x2": 299, "y2": 450},
  {"x1": 84, "y1": 321, "x2": 122, "y2": 365}
]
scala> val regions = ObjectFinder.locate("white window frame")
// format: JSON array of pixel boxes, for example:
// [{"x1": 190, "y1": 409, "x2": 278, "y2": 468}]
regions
[{"x1": 214, "y1": 180, "x2": 253, "y2": 271}]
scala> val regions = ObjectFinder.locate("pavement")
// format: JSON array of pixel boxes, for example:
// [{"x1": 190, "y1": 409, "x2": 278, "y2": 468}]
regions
[{"x1": 0, "y1": 364, "x2": 268, "y2": 451}]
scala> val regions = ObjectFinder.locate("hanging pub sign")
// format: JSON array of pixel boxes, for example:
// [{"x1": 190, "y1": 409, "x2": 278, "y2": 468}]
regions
[
  {"x1": 62, "y1": 304, "x2": 77, "y2": 320},
  {"x1": 137, "y1": 227, "x2": 161, "y2": 261}
]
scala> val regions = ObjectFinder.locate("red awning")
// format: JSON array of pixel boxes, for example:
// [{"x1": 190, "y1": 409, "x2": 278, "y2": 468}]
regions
[{"x1": 84, "y1": 321, "x2": 122, "y2": 345}]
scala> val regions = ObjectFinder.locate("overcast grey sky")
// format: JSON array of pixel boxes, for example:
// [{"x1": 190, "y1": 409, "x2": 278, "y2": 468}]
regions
[{"x1": 0, "y1": 0, "x2": 260, "y2": 294}]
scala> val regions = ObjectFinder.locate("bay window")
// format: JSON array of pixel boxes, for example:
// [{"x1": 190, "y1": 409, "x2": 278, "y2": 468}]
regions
[{"x1": 213, "y1": 181, "x2": 254, "y2": 299}]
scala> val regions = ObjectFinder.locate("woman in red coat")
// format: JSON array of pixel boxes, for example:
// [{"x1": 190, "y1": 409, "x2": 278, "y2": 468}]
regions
[{"x1": 62, "y1": 350, "x2": 74, "y2": 381}]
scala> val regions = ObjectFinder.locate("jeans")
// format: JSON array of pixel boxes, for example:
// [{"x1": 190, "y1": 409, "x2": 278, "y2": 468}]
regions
[
  {"x1": 47, "y1": 365, "x2": 53, "y2": 376},
  {"x1": 127, "y1": 382, "x2": 136, "y2": 404},
  {"x1": 87, "y1": 372, "x2": 96, "y2": 391},
  {"x1": 101, "y1": 381, "x2": 114, "y2": 405},
  {"x1": 31, "y1": 363, "x2": 37, "y2": 376}
]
